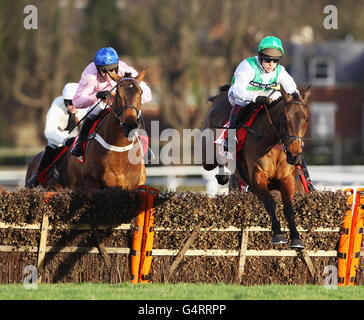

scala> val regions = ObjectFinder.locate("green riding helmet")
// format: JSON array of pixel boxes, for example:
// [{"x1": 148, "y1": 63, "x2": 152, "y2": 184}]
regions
[{"x1": 258, "y1": 36, "x2": 284, "y2": 57}]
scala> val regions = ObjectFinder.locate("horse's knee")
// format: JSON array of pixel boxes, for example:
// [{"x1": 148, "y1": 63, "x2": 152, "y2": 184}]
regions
[
  {"x1": 215, "y1": 174, "x2": 229, "y2": 185},
  {"x1": 203, "y1": 163, "x2": 217, "y2": 171}
]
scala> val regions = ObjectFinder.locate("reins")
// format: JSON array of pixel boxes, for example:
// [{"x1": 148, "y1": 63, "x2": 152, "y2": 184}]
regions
[
  {"x1": 109, "y1": 76, "x2": 142, "y2": 128},
  {"x1": 67, "y1": 77, "x2": 122, "y2": 134},
  {"x1": 87, "y1": 76, "x2": 145, "y2": 154},
  {"x1": 264, "y1": 99, "x2": 307, "y2": 153}
]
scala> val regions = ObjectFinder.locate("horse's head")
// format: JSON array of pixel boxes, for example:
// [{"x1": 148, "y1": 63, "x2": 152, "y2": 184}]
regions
[
  {"x1": 280, "y1": 86, "x2": 310, "y2": 165},
  {"x1": 109, "y1": 68, "x2": 148, "y2": 137}
]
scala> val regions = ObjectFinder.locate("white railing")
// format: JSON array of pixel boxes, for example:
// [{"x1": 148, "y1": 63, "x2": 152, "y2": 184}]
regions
[{"x1": 1, "y1": 165, "x2": 364, "y2": 194}]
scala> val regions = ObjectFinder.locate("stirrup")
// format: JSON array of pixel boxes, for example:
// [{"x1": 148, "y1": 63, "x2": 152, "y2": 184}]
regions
[{"x1": 307, "y1": 181, "x2": 316, "y2": 192}]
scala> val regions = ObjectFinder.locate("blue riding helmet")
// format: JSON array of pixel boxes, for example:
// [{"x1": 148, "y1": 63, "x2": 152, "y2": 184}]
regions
[{"x1": 94, "y1": 47, "x2": 119, "y2": 67}]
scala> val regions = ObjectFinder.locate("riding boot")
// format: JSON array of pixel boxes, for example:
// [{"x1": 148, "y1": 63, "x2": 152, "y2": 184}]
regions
[
  {"x1": 301, "y1": 156, "x2": 316, "y2": 191},
  {"x1": 27, "y1": 146, "x2": 56, "y2": 187},
  {"x1": 71, "y1": 116, "x2": 96, "y2": 157},
  {"x1": 223, "y1": 104, "x2": 242, "y2": 151}
]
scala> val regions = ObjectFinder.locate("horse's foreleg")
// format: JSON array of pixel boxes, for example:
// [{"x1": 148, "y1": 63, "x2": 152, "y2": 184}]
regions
[
  {"x1": 279, "y1": 175, "x2": 305, "y2": 248},
  {"x1": 202, "y1": 130, "x2": 218, "y2": 171},
  {"x1": 251, "y1": 169, "x2": 283, "y2": 239},
  {"x1": 83, "y1": 174, "x2": 101, "y2": 198}
]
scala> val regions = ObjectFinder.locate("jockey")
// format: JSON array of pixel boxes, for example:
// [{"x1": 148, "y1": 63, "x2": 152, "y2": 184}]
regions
[
  {"x1": 70, "y1": 47, "x2": 152, "y2": 158},
  {"x1": 27, "y1": 83, "x2": 88, "y2": 187},
  {"x1": 225, "y1": 36, "x2": 315, "y2": 191}
]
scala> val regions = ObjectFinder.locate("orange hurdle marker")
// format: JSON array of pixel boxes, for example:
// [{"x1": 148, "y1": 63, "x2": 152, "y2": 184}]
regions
[
  {"x1": 337, "y1": 188, "x2": 354, "y2": 286},
  {"x1": 346, "y1": 188, "x2": 364, "y2": 286},
  {"x1": 130, "y1": 185, "x2": 148, "y2": 284},
  {"x1": 139, "y1": 187, "x2": 159, "y2": 284},
  {"x1": 338, "y1": 187, "x2": 364, "y2": 286}
]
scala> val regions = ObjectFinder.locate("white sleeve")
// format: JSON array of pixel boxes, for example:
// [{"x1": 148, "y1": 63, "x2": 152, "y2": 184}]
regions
[
  {"x1": 229, "y1": 60, "x2": 257, "y2": 105},
  {"x1": 140, "y1": 81, "x2": 152, "y2": 104},
  {"x1": 44, "y1": 101, "x2": 70, "y2": 146},
  {"x1": 278, "y1": 66, "x2": 299, "y2": 94}
]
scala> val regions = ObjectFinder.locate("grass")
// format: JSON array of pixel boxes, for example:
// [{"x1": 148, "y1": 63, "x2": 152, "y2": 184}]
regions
[{"x1": 0, "y1": 282, "x2": 363, "y2": 300}]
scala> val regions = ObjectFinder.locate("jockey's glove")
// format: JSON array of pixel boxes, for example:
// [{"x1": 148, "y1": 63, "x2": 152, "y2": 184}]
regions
[
  {"x1": 255, "y1": 96, "x2": 269, "y2": 106},
  {"x1": 96, "y1": 90, "x2": 112, "y2": 101},
  {"x1": 63, "y1": 138, "x2": 74, "y2": 148}
]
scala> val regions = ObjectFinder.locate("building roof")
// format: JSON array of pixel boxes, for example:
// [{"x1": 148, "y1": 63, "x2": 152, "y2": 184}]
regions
[{"x1": 285, "y1": 40, "x2": 364, "y2": 85}]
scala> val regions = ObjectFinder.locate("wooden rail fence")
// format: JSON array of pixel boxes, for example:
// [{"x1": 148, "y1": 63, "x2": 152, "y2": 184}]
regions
[
  {"x1": 0, "y1": 189, "x2": 363, "y2": 284},
  {"x1": 0, "y1": 220, "x2": 358, "y2": 283}
]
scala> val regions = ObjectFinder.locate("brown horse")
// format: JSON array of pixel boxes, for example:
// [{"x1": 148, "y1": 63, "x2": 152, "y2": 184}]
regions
[
  {"x1": 66, "y1": 70, "x2": 148, "y2": 196},
  {"x1": 228, "y1": 165, "x2": 307, "y2": 194},
  {"x1": 25, "y1": 145, "x2": 71, "y2": 189},
  {"x1": 202, "y1": 86, "x2": 311, "y2": 248}
]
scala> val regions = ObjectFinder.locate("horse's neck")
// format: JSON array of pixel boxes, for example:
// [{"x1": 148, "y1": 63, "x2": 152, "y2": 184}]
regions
[
  {"x1": 269, "y1": 100, "x2": 285, "y2": 128},
  {"x1": 98, "y1": 113, "x2": 127, "y2": 145},
  {"x1": 256, "y1": 101, "x2": 285, "y2": 147}
]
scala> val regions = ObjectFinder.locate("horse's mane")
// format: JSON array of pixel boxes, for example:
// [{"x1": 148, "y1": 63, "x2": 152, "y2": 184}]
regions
[
  {"x1": 208, "y1": 84, "x2": 231, "y2": 102},
  {"x1": 268, "y1": 92, "x2": 301, "y2": 109}
]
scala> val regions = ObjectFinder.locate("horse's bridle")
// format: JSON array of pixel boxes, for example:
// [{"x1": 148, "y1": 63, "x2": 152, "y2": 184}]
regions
[
  {"x1": 109, "y1": 77, "x2": 142, "y2": 128},
  {"x1": 264, "y1": 100, "x2": 307, "y2": 155}
]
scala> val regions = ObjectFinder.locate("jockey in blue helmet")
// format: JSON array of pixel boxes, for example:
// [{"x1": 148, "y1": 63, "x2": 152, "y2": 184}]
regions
[{"x1": 70, "y1": 47, "x2": 152, "y2": 157}]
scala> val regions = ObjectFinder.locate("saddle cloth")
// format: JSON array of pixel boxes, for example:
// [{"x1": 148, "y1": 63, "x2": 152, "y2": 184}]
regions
[{"x1": 214, "y1": 106, "x2": 262, "y2": 161}]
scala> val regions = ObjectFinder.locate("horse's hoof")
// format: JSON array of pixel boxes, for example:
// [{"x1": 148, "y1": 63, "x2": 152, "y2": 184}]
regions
[
  {"x1": 290, "y1": 238, "x2": 305, "y2": 249},
  {"x1": 272, "y1": 234, "x2": 288, "y2": 245},
  {"x1": 215, "y1": 174, "x2": 229, "y2": 185}
]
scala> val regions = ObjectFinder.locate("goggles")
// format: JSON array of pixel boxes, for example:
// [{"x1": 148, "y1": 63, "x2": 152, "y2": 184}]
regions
[
  {"x1": 64, "y1": 99, "x2": 73, "y2": 106},
  {"x1": 260, "y1": 53, "x2": 280, "y2": 64},
  {"x1": 99, "y1": 67, "x2": 119, "y2": 74}
]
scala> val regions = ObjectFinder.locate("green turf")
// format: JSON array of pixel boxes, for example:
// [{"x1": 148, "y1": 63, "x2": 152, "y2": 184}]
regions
[{"x1": 0, "y1": 283, "x2": 363, "y2": 300}]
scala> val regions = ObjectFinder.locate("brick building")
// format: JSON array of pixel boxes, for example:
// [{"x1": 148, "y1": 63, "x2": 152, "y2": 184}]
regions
[{"x1": 286, "y1": 40, "x2": 364, "y2": 164}]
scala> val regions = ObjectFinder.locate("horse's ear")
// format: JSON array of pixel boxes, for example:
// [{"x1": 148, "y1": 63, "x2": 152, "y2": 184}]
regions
[
  {"x1": 302, "y1": 85, "x2": 311, "y2": 105},
  {"x1": 108, "y1": 70, "x2": 121, "y2": 82},
  {"x1": 136, "y1": 67, "x2": 149, "y2": 83},
  {"x1": 280, "y1": 85, "x2": 291, "y2": 102}
]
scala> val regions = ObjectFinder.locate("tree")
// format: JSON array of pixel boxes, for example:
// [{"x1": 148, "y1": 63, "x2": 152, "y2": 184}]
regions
[{"x1": 11, "y1": 0, "x2": 78, "y2": 143}]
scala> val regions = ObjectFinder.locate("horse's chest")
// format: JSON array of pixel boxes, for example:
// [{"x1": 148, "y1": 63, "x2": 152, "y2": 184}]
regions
[{"x1": 102, "y1": 164, "x2": 141, "y2": 187}]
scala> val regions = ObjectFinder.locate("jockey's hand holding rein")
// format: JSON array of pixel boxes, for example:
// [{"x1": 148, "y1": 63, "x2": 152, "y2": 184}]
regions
[
  {"x1": 255, "y1": 96, "x2": 270, "y2": 106},
  {"x1": 96, "y1": 90, "x2": 113, "y2": 105}
]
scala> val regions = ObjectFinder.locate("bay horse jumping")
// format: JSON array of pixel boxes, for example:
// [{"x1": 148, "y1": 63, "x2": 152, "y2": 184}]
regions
[
  {"x1": 202, "y1": 86, "x2": 311, "y2": 248},
  {"x1": 67, "y1": 70, "x2": 148, "y2": 196}
]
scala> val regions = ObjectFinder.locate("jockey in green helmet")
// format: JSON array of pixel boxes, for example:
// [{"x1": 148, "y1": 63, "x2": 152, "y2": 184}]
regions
[{"x1": 224, "y1": 36, "x2": 315, "y2": 191}]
